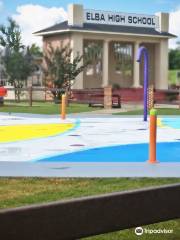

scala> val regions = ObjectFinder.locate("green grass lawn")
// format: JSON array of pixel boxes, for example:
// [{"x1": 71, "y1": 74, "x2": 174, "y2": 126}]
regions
[
  {"x1": 169, "y1": 69, "x2": 180, "y2": 85},
  {"x1": 0, "y1": 102, "x2": 97, "y2": 114},
  {"x1": 114, "y1": 108, "x2": 180, "y2": 115},
  {"x1": 1, "y1": 102, "x2": 179, "y2": 116},
  {"x1": 0, "y1": 178, "x2": 180, "y2": 239}
]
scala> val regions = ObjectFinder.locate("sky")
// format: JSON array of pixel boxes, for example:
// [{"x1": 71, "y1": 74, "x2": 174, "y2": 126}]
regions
[{"x1": 0, "y1": 0, "x2": 180, "y2": 48}]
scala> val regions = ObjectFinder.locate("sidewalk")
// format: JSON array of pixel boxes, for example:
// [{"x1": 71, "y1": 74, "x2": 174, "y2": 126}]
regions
[
  {"x1": 68, "y1": 102, "x2": 179, "y2": 118},
  {"x1": 69, "y1": 103, "x2": 143, "y2": 116}
]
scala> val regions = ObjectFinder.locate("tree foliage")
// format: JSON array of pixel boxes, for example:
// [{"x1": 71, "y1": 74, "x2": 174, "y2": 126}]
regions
[
  {"x1": 44, "y1": 43, "x2": 86, "y2": 100},
  {"x1": 0, "y1": 18, "x2": 24, "y2": 51},
  {"x1": 0, "y1": 18, "x2": 35, "y2": 101},
  {"x1": 84, "y1": 42, "x2": 102, "y2": 64},
  {"x1": 28, "y1": 43, "x2": 43, "y2": 58},
  {"x1": 2, "y1": 48, "x2": 35, "y2": 101},
  {"x1": 169, "y1": 48, "x2": 180, "y2": 70}
]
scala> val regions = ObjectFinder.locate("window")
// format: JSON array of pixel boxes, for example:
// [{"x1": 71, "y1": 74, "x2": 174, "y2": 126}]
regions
[
  {"x1": 84, "y1": 41, "x2": 102, "y2": 76},
  {"x1": 113, "y1": 43, "x2": 133, "y2": 79}
]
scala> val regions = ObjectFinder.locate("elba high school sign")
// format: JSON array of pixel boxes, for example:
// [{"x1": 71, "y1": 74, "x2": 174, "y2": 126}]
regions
[{"x1": 84, "y1": 9, "x2": 159, "y2": 29}]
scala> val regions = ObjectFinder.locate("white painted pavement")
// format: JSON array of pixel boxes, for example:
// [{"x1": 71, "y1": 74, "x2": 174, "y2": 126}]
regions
[{"x1": 0, "y1": 114, "x2": 179, "y2": 177}]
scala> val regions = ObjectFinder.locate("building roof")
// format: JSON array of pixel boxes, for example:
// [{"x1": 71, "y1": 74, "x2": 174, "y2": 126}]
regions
[{"x1": 34, "y1": 21, "x2": 176, "y2": 38}]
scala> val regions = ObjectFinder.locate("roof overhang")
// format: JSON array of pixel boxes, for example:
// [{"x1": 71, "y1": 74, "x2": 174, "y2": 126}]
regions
[{"x1": 34, "y1": 29, "x2": 176, "y2": 39}]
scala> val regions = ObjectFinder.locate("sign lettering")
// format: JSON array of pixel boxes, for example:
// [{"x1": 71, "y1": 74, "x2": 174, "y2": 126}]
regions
[{"x1": 84, "y1": 10, "x2": 159, "y2": 29}]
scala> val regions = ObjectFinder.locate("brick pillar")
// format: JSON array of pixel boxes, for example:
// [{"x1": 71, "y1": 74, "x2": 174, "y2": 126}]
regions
[{"x1": 104, "y1": 86, "x2": 112, "y2": 109}]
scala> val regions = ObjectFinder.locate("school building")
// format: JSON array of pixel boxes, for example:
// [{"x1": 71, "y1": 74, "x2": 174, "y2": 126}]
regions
[{"x1": 34, "y1": 4, "x2": 176, "y2": 102}]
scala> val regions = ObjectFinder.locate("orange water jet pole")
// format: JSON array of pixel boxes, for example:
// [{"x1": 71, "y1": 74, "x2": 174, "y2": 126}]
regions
[
  {"x1": 148, "y1": 108, "x2": 158, "y2": 164},
  {"x1": 61, "y1": 94, "x2": 66, "y2": 120}
]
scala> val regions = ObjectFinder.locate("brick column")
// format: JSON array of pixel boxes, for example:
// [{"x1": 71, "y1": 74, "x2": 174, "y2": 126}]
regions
[{"x1": 104, "y1": 86, "x2": 112, "y2": 109}]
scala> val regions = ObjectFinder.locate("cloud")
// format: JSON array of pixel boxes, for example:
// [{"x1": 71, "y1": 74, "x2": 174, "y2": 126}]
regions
[
  {"x1": 12, "y1": 4, "x2": 67, "y2": 47},
  {"x1": 169, "y1": 7, "x2": 180, "y2": 49}
]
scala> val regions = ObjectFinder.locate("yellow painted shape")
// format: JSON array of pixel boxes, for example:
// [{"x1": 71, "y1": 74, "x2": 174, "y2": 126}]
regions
[
  {"x1": 157, "y1": 118, "x2": 163, "y2": 128},
  {"x1": 157, "y1": 118, "x2": 171, "y2": 129},
  {"x1": 0, "y1": 123, "x2": 74, "y2": 143}
]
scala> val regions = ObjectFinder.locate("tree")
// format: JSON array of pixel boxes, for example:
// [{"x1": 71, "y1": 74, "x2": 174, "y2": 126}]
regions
[
  {"x1": 84, "y1": 42, "x2": 102, "y2": 64},
  {"x1": 176, "y1": 41, "x2": 180, "y2": 50},
  {"x1": 169, "y1": 48, "x2": 180, "y2": 70},
  {"x1": 44, "y1": 43, "x2": 86, "y2": 101},
  {"x1": 0, "y1": 18, "x2": 24, "y2": 51},
  {"x1": 84, "y1": 42, "x2": 102, "y2": 77},
  {"x1": 28, "y1": 43, "x2": 43, "y2": 58},
  {"x1": 169, "y1": 41, "x2": 180, "y2": 70},
  {"x1": 3, "y1": 48, "x2": 34, "y2": 101},
  {"x1": 0, "y1": 18, "x2": 35, "y2": 101}
]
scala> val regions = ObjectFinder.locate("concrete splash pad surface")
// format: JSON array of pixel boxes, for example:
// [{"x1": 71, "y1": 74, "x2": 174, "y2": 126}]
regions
[{"x1": 0, "y1": 114, "x2": 179, "y2": 177}]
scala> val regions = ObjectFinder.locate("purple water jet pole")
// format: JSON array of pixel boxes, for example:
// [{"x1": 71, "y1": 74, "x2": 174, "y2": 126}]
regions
[{"x1": 136, "y1": 46, "x2": 149, "y2": 122}]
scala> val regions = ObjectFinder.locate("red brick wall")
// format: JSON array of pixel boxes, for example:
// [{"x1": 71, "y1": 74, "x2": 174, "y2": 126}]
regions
[{"x1": 72, "y1": 88, "x2": 179, "y2": 104}]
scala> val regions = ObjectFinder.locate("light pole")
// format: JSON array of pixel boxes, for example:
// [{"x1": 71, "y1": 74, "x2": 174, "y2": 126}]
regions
[{"x1": 136, "y1": 46, "x2": 149, "y2": 122}]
